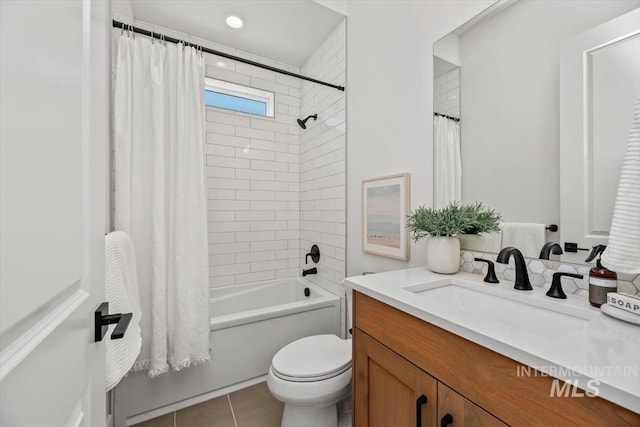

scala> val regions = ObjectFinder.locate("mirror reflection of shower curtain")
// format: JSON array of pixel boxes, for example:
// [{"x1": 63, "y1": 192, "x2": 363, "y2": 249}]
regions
[{"x1": 434, "y1": 115, "x2": 461, "y2": 208}]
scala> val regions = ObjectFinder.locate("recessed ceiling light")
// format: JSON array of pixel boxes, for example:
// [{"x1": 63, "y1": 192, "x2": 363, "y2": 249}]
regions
[
  {"x1": 215, "y1": 61, "x2": 226, "y2": 68},
  {"x1": 225, "y1": 15, "x2": 244, "y2": 29}
]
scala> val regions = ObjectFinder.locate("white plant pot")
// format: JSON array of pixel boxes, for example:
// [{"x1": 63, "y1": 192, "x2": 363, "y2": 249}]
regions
[{"x1": 426, "y1": 236, "x2": 461, "y2": 274}]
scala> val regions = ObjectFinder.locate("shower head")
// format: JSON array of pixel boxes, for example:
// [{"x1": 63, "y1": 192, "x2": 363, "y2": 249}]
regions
[{"x1": 296, "y1": 114, "x2": 318, "y2": 130}]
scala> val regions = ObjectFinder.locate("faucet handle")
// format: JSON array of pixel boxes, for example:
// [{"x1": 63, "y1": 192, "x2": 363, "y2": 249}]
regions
[
  {"x1": 474, "y1": 258, "x2": 499, "y2": 283},
  {"x1": 305, "y1": 244, "x2": 320, "y2": 264},
  {"x1": 546, "y1": 272, "x2": 583, "y2": 299}
]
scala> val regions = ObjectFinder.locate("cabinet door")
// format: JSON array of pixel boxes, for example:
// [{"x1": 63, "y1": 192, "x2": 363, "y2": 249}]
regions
[
  {"x1": 438, "y1": 382, "x2": 507, "y2": 427},
  {"x1": 354, "y1": 328, "x2": 437, "y2": 427}
]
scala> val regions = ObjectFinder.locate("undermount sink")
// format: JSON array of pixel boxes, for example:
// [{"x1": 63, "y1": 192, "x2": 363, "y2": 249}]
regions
[{"x1": 403, "y1": 279, "x2": 596, "y2": 340}]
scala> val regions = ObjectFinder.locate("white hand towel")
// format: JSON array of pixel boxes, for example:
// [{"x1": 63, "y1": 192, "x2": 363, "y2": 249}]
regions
[
  {"x1": 105, "y1": 231, "x2": 142, "y2": 391},
  {"x1": 458, "y1": 231, "x2": 503, "y2": 253},
  {"x1": 602, "y1": 98, "x2": 640, "y2": 274},
  {"x1": 501, "y1": 223, "x2": 546, "y2": 258}
]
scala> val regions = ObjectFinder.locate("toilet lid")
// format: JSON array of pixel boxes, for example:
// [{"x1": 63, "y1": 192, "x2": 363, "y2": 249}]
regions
[{"x1": 272, "y1": 335, "x2": 351, "y2": 381}]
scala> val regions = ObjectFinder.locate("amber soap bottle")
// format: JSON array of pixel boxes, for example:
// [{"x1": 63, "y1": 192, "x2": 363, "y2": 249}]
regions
[{"x1": 585, "y1": 245, "x2": 618, "y2": 308}]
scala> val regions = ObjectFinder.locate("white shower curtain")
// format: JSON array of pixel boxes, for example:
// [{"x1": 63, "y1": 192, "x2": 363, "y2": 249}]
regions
[
  {"x1": 434, "y1": 115, "x2": 461, "y2": 208},
  {"x1": 114, "y1": 33, "x2": 210, "y2": 377}
]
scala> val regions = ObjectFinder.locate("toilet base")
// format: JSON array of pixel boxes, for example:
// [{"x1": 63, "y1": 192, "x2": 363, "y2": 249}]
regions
[
  {"x1": 337, "y1": 396, "x2": 352, "y2": 427},
  {"x1": 280, "y1": 395, "x2": 352, "y2": 427},
  {"x1": 282, "y1": 403, "x2": 337, "y2": 427}
]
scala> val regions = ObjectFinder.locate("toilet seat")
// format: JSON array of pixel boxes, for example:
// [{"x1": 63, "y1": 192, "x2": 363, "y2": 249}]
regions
[{"x1": 271, "y1": 335, "x2": 351, "y2": 383}]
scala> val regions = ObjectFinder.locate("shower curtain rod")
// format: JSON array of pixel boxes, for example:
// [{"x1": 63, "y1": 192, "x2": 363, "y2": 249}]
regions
[
  {"x1": 434, "y1": 112, "x2": 460, "y2": 122},
  {"x1": 112, "y1": 20, "x2": 345, "y2": 92}
]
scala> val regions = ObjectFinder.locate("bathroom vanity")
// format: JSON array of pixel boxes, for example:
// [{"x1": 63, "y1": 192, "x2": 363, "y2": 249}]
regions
[{"x1": 345, "y1": 269, "x2": 640, "y2": 426}]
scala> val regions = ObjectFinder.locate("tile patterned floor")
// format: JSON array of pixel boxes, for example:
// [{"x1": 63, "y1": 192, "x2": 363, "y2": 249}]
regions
[{"x1": 132, "y1": 382, "x2": 284, "y2": 427}]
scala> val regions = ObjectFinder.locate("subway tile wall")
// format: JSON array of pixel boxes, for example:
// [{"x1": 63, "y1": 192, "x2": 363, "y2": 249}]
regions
[
  {"x1": 299, "y1": 20, "x2": 347, "y2": 335},
  {"x1": 204, "y1": 57, "x2": 302, "y2": 288},
  {"x1": 434, "y1": 68, "x2": 460, "y2": 118}
]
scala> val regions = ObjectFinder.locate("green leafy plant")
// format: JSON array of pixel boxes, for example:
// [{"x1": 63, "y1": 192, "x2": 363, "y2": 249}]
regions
[{"x1": 406, "y1": 202, "x2": 501, "y2": 241}]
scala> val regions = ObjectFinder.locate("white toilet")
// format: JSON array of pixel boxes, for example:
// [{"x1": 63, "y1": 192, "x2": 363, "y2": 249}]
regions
[
  {"x1": 267, "y1": 334, "x2": 352, "y2": 427},
  {"x1": 268, "y1": 288, "x2": 354, "y2": 427}
]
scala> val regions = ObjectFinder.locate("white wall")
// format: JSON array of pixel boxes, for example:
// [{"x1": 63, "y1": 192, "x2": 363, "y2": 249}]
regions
[
  {"x1": 346, "y1": 0, "x2": 495, "y2": 276},
  {"x1": 459, "y1": 0, "x2": 640, "y2": 225},
  {"x1": 434, "y1": 33, "x2": 460, "y2": 67},
  {"x1": 313, "y1": 0, "x2": 348, "y2": 16},
  {"x1": 300, "y1": 19, "x2": 347, "y2": 331},
  {"x1": 111, "y1": 0, "x2": 133, "y2": 20}
]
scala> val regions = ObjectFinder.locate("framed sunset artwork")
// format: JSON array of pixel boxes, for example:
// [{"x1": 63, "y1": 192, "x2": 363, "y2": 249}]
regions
[{"x1": 362, "y1": 173, "x2": 410, "y2": 260}]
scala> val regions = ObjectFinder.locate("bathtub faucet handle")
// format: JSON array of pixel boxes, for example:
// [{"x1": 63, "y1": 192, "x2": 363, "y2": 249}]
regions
[{"x1": 305, "y1": 244, "x2": 320, "y2": 264}]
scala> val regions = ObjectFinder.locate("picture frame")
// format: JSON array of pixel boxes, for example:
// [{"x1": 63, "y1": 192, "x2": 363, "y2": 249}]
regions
[{"x1": 362, "y1": 173, "x2": 410, "y2": 260}]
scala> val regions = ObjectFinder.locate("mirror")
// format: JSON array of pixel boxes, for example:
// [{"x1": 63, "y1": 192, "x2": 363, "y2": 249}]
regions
[{"x1": 433, "y1": 0, "x2": 640, "y2": 264}]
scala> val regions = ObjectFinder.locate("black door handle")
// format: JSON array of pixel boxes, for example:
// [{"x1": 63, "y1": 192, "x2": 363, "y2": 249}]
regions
[
  {"x1": 441, "y1": 413, "x2": 454, "y2": 427},
  {"x1": 95, "y1": 302, "x2": 132, "y2": 342},
  {"x1": 416, "y1": 394, "x2": 427, "y2": 427}
]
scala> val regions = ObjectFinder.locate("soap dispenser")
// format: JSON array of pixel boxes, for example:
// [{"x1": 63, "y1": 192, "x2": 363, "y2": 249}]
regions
[{"x1": 585, "y1": 245, "x2": 617, "y2": 308}]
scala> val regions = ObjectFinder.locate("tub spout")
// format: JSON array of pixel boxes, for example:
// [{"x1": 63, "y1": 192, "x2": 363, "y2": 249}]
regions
[{"x1": 302, "y1": 267, "x2": 317, "y2": 277}]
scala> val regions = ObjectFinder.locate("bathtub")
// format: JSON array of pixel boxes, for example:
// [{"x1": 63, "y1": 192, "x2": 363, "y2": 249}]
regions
[{"x1": 121, "y1": 277, "x2": 340, "y2": 423}]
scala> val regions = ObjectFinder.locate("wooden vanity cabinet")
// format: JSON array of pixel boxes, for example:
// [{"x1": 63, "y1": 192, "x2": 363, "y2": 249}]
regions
[
  {"x1": 438, "y1": 383, "x2": 507, "y2": 427},
  {"x1": 354, "y1": 328, "x2": 437, "y2": 427},
  {"x1": 354, "y1": 328, "x2": 505, "y2": 427},
  {"x1": 352, "y1": 291, "x2": 640, "y2": 427}
]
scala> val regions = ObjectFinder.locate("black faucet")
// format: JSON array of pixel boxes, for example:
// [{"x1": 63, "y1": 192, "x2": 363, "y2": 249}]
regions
[
  {"x1": 539, "y1": 242, "x2": 563, "y2": 260},
  {"x1": 302, "y1": 267, "x2": 317, "y2": 277},
  {"x1": 496, "y1": 247, "x2": 532, "y2": 291}
]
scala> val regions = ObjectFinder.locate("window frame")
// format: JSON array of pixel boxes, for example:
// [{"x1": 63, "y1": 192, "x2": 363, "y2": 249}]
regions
[{"x1": 204, "y1": 77, "x2": 275, "y2": 117}]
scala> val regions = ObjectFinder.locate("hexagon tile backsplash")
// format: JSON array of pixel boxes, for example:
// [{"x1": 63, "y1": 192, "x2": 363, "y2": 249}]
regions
[{"x1": 460, "y1": 250, "x2": 640, "y2": 297}]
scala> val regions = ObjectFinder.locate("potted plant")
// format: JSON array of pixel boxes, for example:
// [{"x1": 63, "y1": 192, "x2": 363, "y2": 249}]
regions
[{"x1": 406, "y1": 202, "x2": 501, "y2": 274}]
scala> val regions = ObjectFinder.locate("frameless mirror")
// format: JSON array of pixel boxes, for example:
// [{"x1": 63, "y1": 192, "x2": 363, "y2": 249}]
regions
[{"x1": 433, "y1": 0, "x2": 640, "y2": 264}]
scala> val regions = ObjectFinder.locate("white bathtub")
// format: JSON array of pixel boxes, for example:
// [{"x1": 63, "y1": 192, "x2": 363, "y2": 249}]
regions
[{"x1": 121, "y1": 277, "x2": 340, "y2": 423}]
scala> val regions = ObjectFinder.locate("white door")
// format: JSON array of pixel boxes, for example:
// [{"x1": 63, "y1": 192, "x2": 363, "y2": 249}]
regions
[
  {"x1": 560, "y1": 8, "x2": 640, "y2": 264},
  {"x1": 1, "y1": 1, "x2": 109, "y2": 426}
]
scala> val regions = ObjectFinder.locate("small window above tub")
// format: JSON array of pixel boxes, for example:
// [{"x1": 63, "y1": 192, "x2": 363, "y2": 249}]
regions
[{"x1": 204, "y1": 77, "x2": 274, "y2": 117}]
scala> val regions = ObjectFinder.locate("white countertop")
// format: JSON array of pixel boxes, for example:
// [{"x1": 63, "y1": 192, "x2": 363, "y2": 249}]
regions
[{"x1": 344, "y1": 267, "x2": 640, "y2": 414}]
